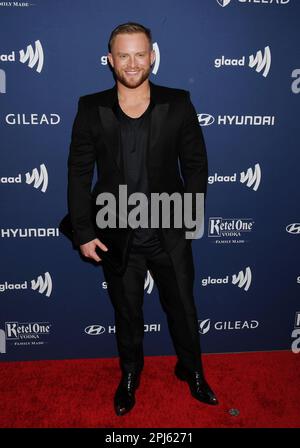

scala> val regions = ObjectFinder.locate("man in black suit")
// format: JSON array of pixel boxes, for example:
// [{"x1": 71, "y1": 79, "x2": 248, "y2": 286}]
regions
[{"x1": 67, "y1": 22, "x2": 218, "y2": 416}]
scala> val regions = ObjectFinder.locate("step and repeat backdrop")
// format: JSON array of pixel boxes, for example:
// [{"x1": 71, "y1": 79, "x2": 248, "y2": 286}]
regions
[{"x1": 0, "y1": 0, "x2": 299, "y2": 361}]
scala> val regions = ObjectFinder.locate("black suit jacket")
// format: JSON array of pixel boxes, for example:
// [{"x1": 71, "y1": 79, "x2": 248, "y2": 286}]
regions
[{"x1": 64, "y1": 80, "x2": 208, "y2": 274}]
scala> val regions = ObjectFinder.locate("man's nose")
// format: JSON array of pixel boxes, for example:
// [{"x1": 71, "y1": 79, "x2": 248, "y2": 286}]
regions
[{"x1": 128, "y1": 56, "x2": 137, "y2": 68}]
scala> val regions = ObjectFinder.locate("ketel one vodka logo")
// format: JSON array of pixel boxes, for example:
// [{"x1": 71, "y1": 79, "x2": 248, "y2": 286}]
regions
[
  {"x1": 214, "y1": 46, "x2": 271, "y2": 78},
  {"x1": 208, "y1": 217, "x2": 254, "y2": 240},
  {"x1": 0, "y1": 40, "x2": 44, "y2": 73},
  {"x1": 0, "y1": 272, "x2": 53, "y2": 298},
  {"x1": 5, "y1": 322, "x2": 51, "y2": 340},
  {"x1": 0, "y1": 164, "x2": 48, "y2": 192},
  {"x1": 202, "y1": 266, "x2": 252, "y2": 291}
]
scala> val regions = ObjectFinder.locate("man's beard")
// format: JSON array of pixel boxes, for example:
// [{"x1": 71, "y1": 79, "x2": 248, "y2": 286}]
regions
[{"x1": 114, "y1": 66, "x2": 151, "y2": 89}]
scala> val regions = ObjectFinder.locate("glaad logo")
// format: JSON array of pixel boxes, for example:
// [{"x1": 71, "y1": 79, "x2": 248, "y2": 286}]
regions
[
  {"x1": 240, "y1": 164, "x2": 261, "y2": 191},
  {"x1": 286, "y1": 224, "x2": 300, "y2": 235},
  {"x1": 199, "y1": 318, "x2": 259, "y2": 334},
  {"x1": 0, "y1": 40, "x2": 44, "y2": 73},
  {"x1": 19, "y1": 40, "x2": 44, "y2": 73},
  {"x1": 202, "y1": 266, "x2": 252, "y2": 291},
  {"x1": 232, "y1": 267, "x2": 252, "y2": 291},
  {"x1": 101, "y1": 42, "x2": 160, "y2": 75},
  {"x1": 0, "y1": 69, "x2": 6, "y2": 94},
  {"x1": 151, "y1": 42, "x2": 160, "y2": 75},
  {"x1": 249, "y1": 46, "x2": 271, "y2": 78},
  {"x1": 291, "y1": 311, "x2": 300, "y2": 354},
  {"x1": 0, "y1": 272, "x2": 52, "y2": 297},
  {"x1": 144, "y1": 270, "x2": 154, "y2": 294},
  {"x1": 0, "y1": 328, "x2": 6, "y2": 354},
  {"x1": 0, "y1": 164, "x2": 48, "y2": 193},
  {"x1": 25, "y1": 164, "x2": 48, "y2": 192},
  {"x1": 208, "y1": 163, "x2": 261, "y2": 191},
  {"x1": 103, "y1": 270, "x2": 154, "y2": 294},
  {"x1": 198, "y1": 113, "x2": 275, "y2": 126},
  {"x1": 31, "y1": 272, "x2": 52, "y2": 297},
  {"x1": 85, "y1": 325, "x2": 106, "y2": 335},
  {"x1": 214, "y1": 46, "x2": 271, "y2": 78}
]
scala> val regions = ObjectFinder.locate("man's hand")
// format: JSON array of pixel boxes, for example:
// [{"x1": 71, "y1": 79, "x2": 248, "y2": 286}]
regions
[{"x1": 79, "y1": 238, "x2": 108, "y2": 262}]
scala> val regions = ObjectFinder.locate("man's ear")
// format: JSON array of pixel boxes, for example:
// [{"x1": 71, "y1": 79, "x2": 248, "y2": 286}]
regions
[{"x1": 107, "y1": 53, "x2": 113, "y2": 68}]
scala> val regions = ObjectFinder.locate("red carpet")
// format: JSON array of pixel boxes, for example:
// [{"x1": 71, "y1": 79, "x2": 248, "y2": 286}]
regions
[{"x1": 1, "y1": 351, "x2": 299, "y2": 428}]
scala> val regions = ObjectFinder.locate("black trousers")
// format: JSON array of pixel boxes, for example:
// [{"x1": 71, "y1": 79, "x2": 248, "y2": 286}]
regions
[{"x1": 102, "y1": 234, "x2": 204, "y2": 375}]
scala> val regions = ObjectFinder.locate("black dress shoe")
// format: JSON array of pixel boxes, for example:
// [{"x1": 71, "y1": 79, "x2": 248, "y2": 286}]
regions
[
  {"x1": 114, "y1": 371, "x2": 141, "y2": 416},
  {"x1": 174, "y1": 362, "x2": 219, "y2": 406}
]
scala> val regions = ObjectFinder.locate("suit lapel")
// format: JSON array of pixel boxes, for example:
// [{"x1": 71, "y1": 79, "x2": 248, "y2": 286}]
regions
[
  {"x1": 97, "y1": 81, "x2": 169, "y2": 175},
  {"x1": 98, "y1": 104, "x2": 122, "y2": 173}
]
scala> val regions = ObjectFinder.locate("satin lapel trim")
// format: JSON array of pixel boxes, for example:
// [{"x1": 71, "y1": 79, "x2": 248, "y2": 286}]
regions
[
  {"x1": 98, "y1": 105, "x2": 122, "y2": 173},
  {"x1": 148, "y1": 103, "x2": 169, "y2": 168},
  {"x1": 98, "y1": 92, "x2": 170, "y2": 175}
]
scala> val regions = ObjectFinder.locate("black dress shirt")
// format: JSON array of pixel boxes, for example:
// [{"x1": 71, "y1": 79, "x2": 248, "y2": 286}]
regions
[{"x1": 115, "y1": 100, "x2": 160, "y2": 248}]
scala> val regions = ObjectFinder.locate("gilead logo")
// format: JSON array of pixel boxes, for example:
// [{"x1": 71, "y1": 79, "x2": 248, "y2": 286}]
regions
[
  {"x1": 217, "y1": 0, "x2": 231, "y2": 6},
  {"x1": 217, "y1": 0, "x2": 290, "y2": 7},
  {"x1": 199, "y1": 319, "x2": 259, "y2": 334}
]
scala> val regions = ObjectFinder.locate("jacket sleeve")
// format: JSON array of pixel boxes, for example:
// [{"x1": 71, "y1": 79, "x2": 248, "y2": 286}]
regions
[
  {"x1": 67, "y1": 97, "x2": 97, "y2": 246},
  {"x1": 178, "y1": 91, "x2": 208, "y2": 226}
]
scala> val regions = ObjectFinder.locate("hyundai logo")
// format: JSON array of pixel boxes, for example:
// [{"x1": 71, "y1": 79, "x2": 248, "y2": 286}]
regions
[{"x1": 84, "y1": 325, "x2": 105, "y2": 335}]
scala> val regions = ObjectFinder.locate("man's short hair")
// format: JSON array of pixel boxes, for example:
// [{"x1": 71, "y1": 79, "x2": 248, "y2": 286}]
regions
[{"x1": 108, "y1": 22, "x2": 152, "y2": 52}]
